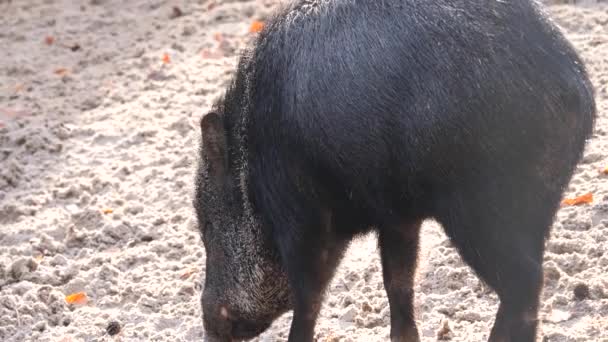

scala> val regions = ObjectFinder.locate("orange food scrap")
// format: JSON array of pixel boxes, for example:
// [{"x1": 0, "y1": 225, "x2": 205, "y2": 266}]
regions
[
  {"x1": 45, "y1": 36, "x2": 55, "y2": 45},
  {"x1": 601, "y1": 167, "x2": 608, "y2": 175},
  {"x1": 102, "y1": 208, "x2": 113, "y2": 214},
  {"x1": 54, "y1": 68, "x2": 69, "y2": 76},
  {"x1": 65, "y1": 292, "x2": 88, "y2": 305},
  {"x1": 162, "y1": 53, "x2": 170, "y2": 64},
  {"x1": 180, "y1": 269, "x2": 196, "y2": 280},
  {"x1": 561, "y1": 192, "x2": 593, "y2": 206},
  {"x1": 249, "y1": 21, "x2": 264, "y2": 33}
]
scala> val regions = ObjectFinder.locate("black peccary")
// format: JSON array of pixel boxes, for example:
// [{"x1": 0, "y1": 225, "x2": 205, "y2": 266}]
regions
[{"x1": 194, "y1": 0, "x2": 596, "y2": 341}]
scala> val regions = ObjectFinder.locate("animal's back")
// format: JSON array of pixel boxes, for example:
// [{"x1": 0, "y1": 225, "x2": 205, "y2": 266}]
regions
[{"x1": 246, "y1": 0, "x2": 596, "y2": 223}]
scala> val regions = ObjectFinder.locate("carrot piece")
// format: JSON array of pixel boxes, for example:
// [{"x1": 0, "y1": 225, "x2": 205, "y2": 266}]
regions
[
  {"x1": 249, "y1": 21, "x2": 264, "y2": 33},
  {"x1": 561, "y1": 192, "x2": 593, "y2": 206},
  {"x1": 180, "y1": 269, "x2": 196, "y2": 280},
  {"x1": 65, "y1": 292, "x2": 88, "y2": 305},
  {"x1": 54, "y1": 68, "x2": 69, "y2": 76}
]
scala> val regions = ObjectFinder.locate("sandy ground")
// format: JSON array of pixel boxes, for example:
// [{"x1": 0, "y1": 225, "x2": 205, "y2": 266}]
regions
[{"x1": 0, "y1": 0, "x2": 607, "y2": 341}]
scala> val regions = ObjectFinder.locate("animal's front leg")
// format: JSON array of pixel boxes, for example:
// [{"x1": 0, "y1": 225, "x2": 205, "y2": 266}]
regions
[{"x1": 279, "y1": 216, "x2": 348, "y2": 342}]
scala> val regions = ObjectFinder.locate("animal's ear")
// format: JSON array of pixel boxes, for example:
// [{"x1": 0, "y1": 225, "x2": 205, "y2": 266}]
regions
[{"x1": 201, "y1": 112, "x2": 227, "y2": 182}]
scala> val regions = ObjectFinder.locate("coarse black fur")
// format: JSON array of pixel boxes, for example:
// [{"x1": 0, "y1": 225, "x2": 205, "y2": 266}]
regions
[{"x1": 194, "y1": 0, "x2": 596, "y2": 341}]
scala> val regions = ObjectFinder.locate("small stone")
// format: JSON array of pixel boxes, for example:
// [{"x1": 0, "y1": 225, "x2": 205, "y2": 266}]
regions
[
  {"x1": 33, "y1": 321, "x2": 46, "y2": 332},
  {"x1": 573, "y1": 283, "x2": 590, "y2": 300},
  {"x1": 178, "y1": 285, "x2": 195, "y2": 296},
  {"x1": 582, "y1": 152, "x2": 602, "y2": 164},
  {"x1": 171, "y1": 214, "x2": 184, "y2": 223},
  {"x1": 361, "y1": 302, "x2": 373, "y2": 312},
  {"x1": 339, "y1": 307, "x2": 357, "y2": 322},
  {"x1": 106, "y1": 320, "x2": 121, "y2": 336},
  {"x1": 50, "y1": 254, "x2": 67, "y2": 266},
  {"x1": 81, "y1": 97, "x2": 101, "y2": 110},
  {"x1": 456, "y1": 311, "x2": 482, "y2": 322},
  {"x1": 125, "y1": 205, "x2": 144, "y2": 215},
  {"x1": 140, "y1": 235, "x2": 154, "y2": 242},
  {"x1": 153, "y1": 217, "x2": 166, "y2": 226},
  {"x1": 341, "y1": 294, "x2": 354, "y2": 308},
  {"x1": 10, "y1": 258, "x2": 37, "y2": 280},
  {"x1": 437, "y1": 320, "x2": 453, "y2": 340},
  {"x1": 169, "y1": 6, "x2": 183, "y2": 19}
]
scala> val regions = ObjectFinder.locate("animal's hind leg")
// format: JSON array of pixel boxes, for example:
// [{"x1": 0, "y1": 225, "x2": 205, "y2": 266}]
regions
[
  {"x1": 378, "y1": 220, "x2": 422, "y2": 342},
  {"x1": 434, "y1": 181, "x2": 560, "y2": 342}
]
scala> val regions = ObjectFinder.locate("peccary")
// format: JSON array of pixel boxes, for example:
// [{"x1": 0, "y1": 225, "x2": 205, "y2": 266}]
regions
[{"x1": 194, "y1": 0, "x2": 596, "y2": 341}]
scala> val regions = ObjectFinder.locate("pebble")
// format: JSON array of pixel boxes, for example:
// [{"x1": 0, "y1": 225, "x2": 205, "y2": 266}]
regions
[
  {"x1": 573, "y1": 282, "x2": 591, "y2": 300},
  {"x1": 106, "y1": 320, "x2": 122, "y2": 336},
  {"x1": 10, "y1": 258, "x2": 38, "y2": 280},
  {"x1": 50, "y1": 254, "x2": 67, "y2": 266},
  {"x1": 339, "y1": 306, "x2": 357, "y2": 323}
]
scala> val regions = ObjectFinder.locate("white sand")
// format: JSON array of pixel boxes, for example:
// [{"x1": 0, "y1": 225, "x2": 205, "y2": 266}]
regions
[{"x1": 1, "y1": 0, "x2": 607, "y2": 341}]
